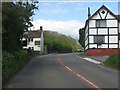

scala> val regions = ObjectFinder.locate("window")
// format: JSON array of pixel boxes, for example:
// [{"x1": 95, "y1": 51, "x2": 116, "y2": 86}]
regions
[
  {"x1": 94, "y1": 36, "x2": 105, "y2": 45},
  {"x1": 96, "y1": 20, "x2": 106, "y2": 27},
  {"x1": 22, "y1": 39, "x2": 27, "y2": 46},
  {"x1": 35, "y1": 41, "x2": 40, "y2": 45}
]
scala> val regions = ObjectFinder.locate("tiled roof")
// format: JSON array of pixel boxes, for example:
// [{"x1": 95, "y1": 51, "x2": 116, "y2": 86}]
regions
[{"x1": 23, "y1": 30, "x2": 41, "y2": 38}]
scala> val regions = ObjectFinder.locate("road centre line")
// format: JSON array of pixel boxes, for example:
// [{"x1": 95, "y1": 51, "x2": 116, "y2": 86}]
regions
[
  {"x1": 57, "y1": 58, "x2": 102, "y2": 90},
  {"x1": 65, "y1": 66, "x2": 72, "y2": 71}
]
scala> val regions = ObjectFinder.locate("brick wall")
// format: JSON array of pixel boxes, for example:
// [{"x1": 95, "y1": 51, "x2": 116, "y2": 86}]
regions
[{"x1": 86, "y1": 49, "x2": 120, "y2": 56}]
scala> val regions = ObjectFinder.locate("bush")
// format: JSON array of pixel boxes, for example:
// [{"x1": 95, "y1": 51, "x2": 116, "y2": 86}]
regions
[
  {"x1": 2, "y1": 50, "x2": 29, "y2": 84},
  {"x1": 103, "y1": 53, "x2": 120, "y2": 70}
]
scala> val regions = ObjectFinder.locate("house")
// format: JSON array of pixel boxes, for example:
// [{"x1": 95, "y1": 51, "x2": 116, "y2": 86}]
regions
[
  {"x1": 22, "y1": 26, "x2": 44, "y2": 53},
  {"x1": 83, "y1": 5, "x2": 120, "y2": 56}
]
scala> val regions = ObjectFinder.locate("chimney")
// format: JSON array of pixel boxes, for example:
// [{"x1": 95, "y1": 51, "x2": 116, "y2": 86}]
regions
[
  {"x1": 88, "y1": 7, "x2": 91, "y2": 19},
  {"x1": 40, "y1": 26, "x2": 43, "y2": 31},
  {"x1": 40, "y1": 26, "x2": 44, "y2": 54}
]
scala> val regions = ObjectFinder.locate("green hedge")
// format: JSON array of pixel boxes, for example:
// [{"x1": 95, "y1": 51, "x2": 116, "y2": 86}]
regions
[
  {"x1": 103, "y1": 53, "x2": 120, "y2": 70},
  {"x1": 2, "y1": 50, "x2": 29, "y2": 84}
]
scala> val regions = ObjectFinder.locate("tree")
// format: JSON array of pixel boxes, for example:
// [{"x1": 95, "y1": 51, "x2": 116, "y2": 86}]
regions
[
  {"x1": 2, "y1": 2, "x2": 38, "y2": 52},
  {"x1": 78, "y1": 28, "x2": 85, "y2": 49},
  {"x1": 44, "y1": 31, "x2": 77, "y2": 53}
]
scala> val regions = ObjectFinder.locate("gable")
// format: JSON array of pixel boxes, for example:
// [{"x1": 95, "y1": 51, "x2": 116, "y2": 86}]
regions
[{"x1": 90, "y1": 5, "x2": 117, "y2": 20}]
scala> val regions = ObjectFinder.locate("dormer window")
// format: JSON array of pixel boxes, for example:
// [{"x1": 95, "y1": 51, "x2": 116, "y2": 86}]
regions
[{"x1": 96, "y1": 20, "x2": 106, "y2": 27}]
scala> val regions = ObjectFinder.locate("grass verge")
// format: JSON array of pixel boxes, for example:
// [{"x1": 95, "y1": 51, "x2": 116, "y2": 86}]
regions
[{"x1": 103, "y1": 53, "x2": 120, "y2": 70}]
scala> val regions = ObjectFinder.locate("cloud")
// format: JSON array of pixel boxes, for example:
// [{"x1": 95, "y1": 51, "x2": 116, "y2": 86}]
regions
[{"x1": 29, "y1": 19, "x2": 84, "y2": 40}]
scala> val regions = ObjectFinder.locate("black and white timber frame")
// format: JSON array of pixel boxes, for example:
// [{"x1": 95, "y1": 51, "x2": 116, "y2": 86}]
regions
[{"x1": 84, "y1": 5, "x2": 120, "y2": 51}]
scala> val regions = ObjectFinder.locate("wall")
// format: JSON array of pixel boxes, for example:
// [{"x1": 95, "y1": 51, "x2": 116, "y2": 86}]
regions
[
  {"x1": 86, "y1": 49, "x2": 120, "y2": 56},
  {"x1": 33, "y1": 38, "x2": 41, "y2": 51}
]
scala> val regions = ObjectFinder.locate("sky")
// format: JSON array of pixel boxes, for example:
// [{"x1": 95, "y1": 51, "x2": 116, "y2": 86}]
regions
[{"x1": 30, "y1": 0, "x2": 119, "y2": 40}]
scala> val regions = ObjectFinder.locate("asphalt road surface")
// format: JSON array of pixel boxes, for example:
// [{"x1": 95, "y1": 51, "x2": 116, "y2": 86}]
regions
[{"x1": 4, "y1": 53, "x2": 118, "y2": 89}]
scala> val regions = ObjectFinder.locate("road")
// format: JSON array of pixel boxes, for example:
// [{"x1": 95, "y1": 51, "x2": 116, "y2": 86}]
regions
[{"x1": 4, "y1": 53, "x2": 118, "y2": 89}]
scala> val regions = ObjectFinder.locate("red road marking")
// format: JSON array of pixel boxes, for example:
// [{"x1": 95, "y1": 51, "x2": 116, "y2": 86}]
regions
[{"x1": 57, "y1": 58, "x2": 102, "y2": 90}]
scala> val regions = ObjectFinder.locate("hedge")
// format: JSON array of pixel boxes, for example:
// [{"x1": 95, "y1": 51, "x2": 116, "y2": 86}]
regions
[{"x1": 2, "y1": 50, "x2": 29, "y2": 84}]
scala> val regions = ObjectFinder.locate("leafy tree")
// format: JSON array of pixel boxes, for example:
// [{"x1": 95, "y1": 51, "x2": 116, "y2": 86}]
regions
[
  {"x1": 2, "y1": 2, "x2": 38, "y2": 52},
  {"x1": 44, "y1": 31, "x2": 77, "y2": 53},
  {"x1": 78, "y1": 28, "x2": 85, "y2": 49}
]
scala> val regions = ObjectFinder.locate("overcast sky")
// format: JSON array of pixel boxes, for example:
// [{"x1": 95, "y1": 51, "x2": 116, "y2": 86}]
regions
[{"x1": 30, "y1": 0, "x2": 119, "y2": 40}]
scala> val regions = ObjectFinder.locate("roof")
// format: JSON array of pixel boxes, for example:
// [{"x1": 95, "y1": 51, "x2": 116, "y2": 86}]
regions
[
  {"x1": 23, "y1": 30, "x2": 42, "y2": 38},
  {"x1": 89, "y1": 5, "x2": 118, "y2": 20},
  {"x1": 84, "y1": 5, "x2": 119, "y2": 29},
  {"x1": 116, "y1": 15, "x2": 120, "y2": 21}
]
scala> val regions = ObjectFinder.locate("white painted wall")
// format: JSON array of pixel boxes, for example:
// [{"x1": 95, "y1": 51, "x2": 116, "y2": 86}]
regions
[
  {"x1": 109, "y1": 28, "x2": 118, "y2": 34},
  {"x1": 98, "y1": 28, "x2": 108, "y2": 35},
  {"x1": 40, "y1": 30, "x2": 44, "y2": 53},
  {"x1": 23, "y1": 38, "x2": 41, "y2": 51},
  {"x1": 105, "y1": 36, "x2": 108, "y2": 43},
  {"x1": 119, "y1": 22, "x2": 120, "y2": 33},
  {"x1": 85, "y1": 30, "x2": 88, "y2": 39},
  {"x1": 89, "y1": 36, "x2": 94, "y2": 43},
  {"x1": 89, "y1": 29, "x2": 97, "y2": 35},
  {"x1": 109, "y1": 36, "x2": 118, "y2": 43},
  {"x1": 99, "y1": 9, "x2": 107, "y2": 19},
  {"x1": 33, "y1": 38, "x2": 41, "y2": 51},
  {"x1": 107, "y1": 20, "x2": 117, "y2": 27},
  {"x1": 86, "y1": 24, "x2": 88, "y2": 31},
  {"x1": 101, "y1": 44, "x2": 108, "y2": 48},
  {"x1": 89, "y1": 20, "x2": 96, "y2": 27},
  {"x1": 106, "y1": 12, "x2": 116, "y2": 19},
  {"x1": 85, "y1": 38, "x2": 88, "y2": 46},
  {"x1": 89, "y1": 44, "x2": 97, "y2": 48},
  {"x1": 85, "y1": 27, "x2": 88, "y2": 50},
  {"x1": 91, "y1": 12, "x2": 101, "y2": 19},
  {"x1": 34, "y1": 46, "x2": 41, "y2": 51},
  {"x1": 85, "y1": 45, "x2": 88, "y2": 50},
  {"x1": 109, "y1": 44, "x2": 118, "y2": 48}
]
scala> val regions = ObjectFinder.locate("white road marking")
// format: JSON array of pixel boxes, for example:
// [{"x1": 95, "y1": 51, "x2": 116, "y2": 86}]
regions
[
  {"x1": 65, "y1": 66, "x2": 72, "y2": 71},
  {"x1": 76, "y1": 73, "x2": 100, "y2": 88},
  {"x1": 77, "y1": 56, "x2": 101, "y2": 64},
  {"x1": 83, "y1": 58, "x2": 101, "y2": 64},
  {"x1": 58, "y1": 59, "x2": 101, "y2": 89}
]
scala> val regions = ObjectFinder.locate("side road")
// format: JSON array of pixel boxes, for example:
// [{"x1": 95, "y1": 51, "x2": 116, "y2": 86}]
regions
[
  {"x1": 78, "y1": 52, "x2": 119, "y2": 70},
  {"x1": 78, "y1": 52, "x2": 108, "y2": 63}
]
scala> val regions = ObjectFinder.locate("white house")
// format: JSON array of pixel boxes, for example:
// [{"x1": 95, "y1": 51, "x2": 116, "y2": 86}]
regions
[
  {"x1": 84, "y1": 5, "x2": 120, "y2": 55},
  {"x1": 22, "y1": 26, "x2": 44, "y2": 53}
]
